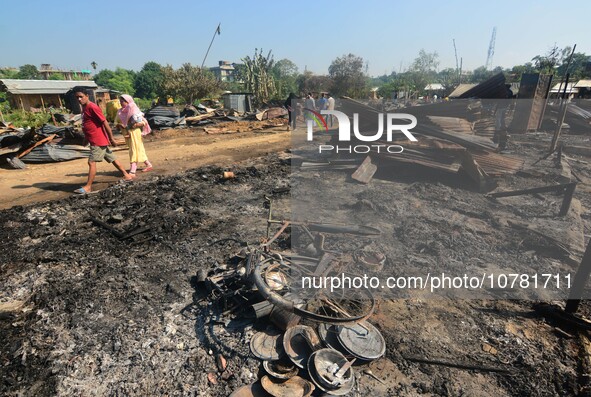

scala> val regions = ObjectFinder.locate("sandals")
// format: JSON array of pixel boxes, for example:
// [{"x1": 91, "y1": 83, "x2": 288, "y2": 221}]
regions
[
  {"x1": 74, "y1": 187, "x2": 89, "y2": 195},
  {"x1": 142, "y1": 166, "x2": 153, "y2": 172},
  {"x1": 73, "y1": 187, "x2": 98, "y2": 195}
]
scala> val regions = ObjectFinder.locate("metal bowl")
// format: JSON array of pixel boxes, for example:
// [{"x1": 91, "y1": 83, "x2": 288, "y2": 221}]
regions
[
  {"x1": 336, "y1": 321, "x2": 386, "y2": 361},
  {"x1": 282, "y1": 325, "x2": 322, "y2": 368},
  {"x1": 260, "y1": 375, "x2": 315, "y2": 397},
  {"x1": 307, "y1": 349, "x2": 355, "y2": 396},
  {"x1": 262, "y1": 359, "x2": 298, "y2": 380},
  {"x1": 250, "y1": 328, "x2": 284, "y2": 360}
]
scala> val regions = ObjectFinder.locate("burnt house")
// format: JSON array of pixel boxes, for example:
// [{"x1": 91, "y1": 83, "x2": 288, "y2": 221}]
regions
[{"x1": 0, "y1": 79, "x2": 98, "y2": 112}]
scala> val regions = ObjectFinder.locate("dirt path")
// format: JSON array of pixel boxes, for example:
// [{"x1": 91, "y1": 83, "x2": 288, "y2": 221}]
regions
[{"x1": 0, "y1": 128, "x2": 291, "y2": 209}]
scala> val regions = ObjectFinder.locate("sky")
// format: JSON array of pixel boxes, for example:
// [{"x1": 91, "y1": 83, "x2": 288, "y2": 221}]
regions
[{"x1": 1, "y1": 0, "x2": 590, "y2": 77}]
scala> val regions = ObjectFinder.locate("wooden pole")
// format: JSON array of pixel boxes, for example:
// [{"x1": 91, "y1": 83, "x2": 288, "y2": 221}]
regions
[
  {"x1": 549, "y1": 72, "x2": 571, "y2": 153},
  {"x1": 201, "y1": 23, "x2": 221, "y2": 69},
  {"x1": 19, "y1": 96, "x2": 25, "y2": 111},
  {"x1": 549, "y1": 45, "x2": 576, "y2": 153},
  {"x1": 566, "y1": 237, "x2": 591, "y2": 313},
  {"x1": 40, "y1": 95, "x2": 46, "y2": 112}
]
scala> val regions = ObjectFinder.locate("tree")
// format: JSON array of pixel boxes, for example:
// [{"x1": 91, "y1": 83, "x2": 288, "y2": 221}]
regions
[
  {"x1": 297, "y1": 71, "x2": 333, "y2": 95},
  {"x1": 93, "y1": 69, "x2": 115, "y2": 87},
  {"x1": 48, "y1": 73, "x2": 65, "y2": 80},
  {"x1": 272, "y1": 58, "x2": 299, "y2": 99},
  {"x1": 557, "y1": 50, "x2": 591, "y2": 80},
  {"x1": 531, "y1": 44, "x2": 567, "y2": 74},
  {"x1": 408, "y1": 49, "x2": 439, "y2": 96},
  {"x1": 241, "y1": 49, "x2": 276, "y2": 104},
  {"x1": 16, "y1": 64, "x2": 39, "y2": 79},
  {"x1": 329, "y1": 53, "x2": 366, "y2": 98},
  {"x1": 377, "y1": 77, "x2": 408, "y2": 99},
  {"x1": 106, "y1": 68, "x2": 136, "y2": 95},
  {"x1": 509, "y1": 63, "x2": 536, "y2": 82},
  {"x1": 470, "y1": 66, "x2": 494, "y2": 83},
  {"x1": 437, "y1": 67, "x2": 458, "y2": 91},
  {"x1": 134, "y1": 61, "x2": 164, "y2": 99},
  {"x1": 159, "y1": 63, "x2": 221, "y2": 104},
  {"x1": 0, "y1": 69, "x2": 18, "y2": 79}
]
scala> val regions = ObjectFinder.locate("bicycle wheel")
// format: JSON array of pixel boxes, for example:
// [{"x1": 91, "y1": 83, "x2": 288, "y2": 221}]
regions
[{"x1": 251, "y1": 250, "x2": 375, "y2": 324}]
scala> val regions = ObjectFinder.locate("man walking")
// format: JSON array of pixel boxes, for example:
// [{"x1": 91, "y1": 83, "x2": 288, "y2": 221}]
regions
[{"x1": 73, "y1": 87, "x2": 134, "y2": 194}]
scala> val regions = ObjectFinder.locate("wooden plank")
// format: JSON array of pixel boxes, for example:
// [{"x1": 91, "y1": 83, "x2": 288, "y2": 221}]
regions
[
  {"x1": 351, "y1": 156, "x2": 377, "y2": 184},
  {"x1": 489, "y1": 182, "x2": 576, "y2": 198},
  {"x1": 17, "y1": 134, "x2": 56, "y2": 158}
]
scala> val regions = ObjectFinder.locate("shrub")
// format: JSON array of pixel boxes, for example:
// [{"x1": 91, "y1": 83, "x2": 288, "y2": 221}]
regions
[{"x1": 5, "y1": 110, "x2": 50, "y2": 128}]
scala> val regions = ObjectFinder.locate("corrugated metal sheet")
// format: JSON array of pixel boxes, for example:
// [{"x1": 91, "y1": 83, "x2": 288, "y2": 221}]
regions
[
  {"x1": 574, "y1": 80, "x2": 591, "y2": 88},
  {"x1": 469, "y1": 151, "x2": 524, "y2": 176},
  {"x1": 550, "y1": 82, "x2": 578, "y2": 93},
  {"x1": 459, "y1": 73, "x2": 509, "y2": 99},
  {"x1": 0, "y1": 79, "x2": 97, "y2": 95},
  {"x1": 448, "y1": 84, "x2": 477, "y2": 98},
  {"x1": 424, "y1": 83, "x2": 444, "y2": 91}
]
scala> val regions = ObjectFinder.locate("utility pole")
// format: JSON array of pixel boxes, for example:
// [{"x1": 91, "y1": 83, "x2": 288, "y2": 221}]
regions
[
  {"x1": 201, "y1": 23, "x2": 221, "y2": 69},
  {"x1": 453, "y1": 39, "x2": 460, "y2": 85}
]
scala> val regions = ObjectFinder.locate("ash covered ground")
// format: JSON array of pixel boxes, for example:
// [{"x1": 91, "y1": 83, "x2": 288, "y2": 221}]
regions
[{"x1": 2, "y1": 131, "x2": 591, "y2": 396}]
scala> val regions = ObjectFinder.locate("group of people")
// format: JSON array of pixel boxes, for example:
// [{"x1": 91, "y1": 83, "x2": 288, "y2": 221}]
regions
[
  {"x1": 284, "y1": 92, "x2": 335, "y2": 129},
  {"x1": 73, "y1": 87, "x2": 153, "y2": 195},
  {"x1": 74, "y1": 88, "x2": 340, "y2": 194}
]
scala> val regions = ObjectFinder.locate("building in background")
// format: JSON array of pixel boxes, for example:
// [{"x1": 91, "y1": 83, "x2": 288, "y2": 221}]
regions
[
  {"x1": 38, "y1": 64, "x2": 92, "y2": 81},
  {"x1": 210, "y1": 61, "x2": 237, "y2": 82}
]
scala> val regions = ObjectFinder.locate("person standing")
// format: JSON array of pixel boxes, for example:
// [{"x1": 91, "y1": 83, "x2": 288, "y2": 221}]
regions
[
  {"x1": 73, "y1": 87, "x2": 135, "y2": 194},
  {"x1": 317, "y1": 92, "x2": 328, "y2": 113},
  {"x1": 304, "y1": 93, "x2": 316, "y2": 127},
  {"x1": 116, "y1": 94, "x2": 153, "y2": 174},
  {"x1": 284, "y1": 92, "x2": 298, "y2": 130},
  {"x1": 326, "y1": 93, "x2": 336, "y2": 127}
]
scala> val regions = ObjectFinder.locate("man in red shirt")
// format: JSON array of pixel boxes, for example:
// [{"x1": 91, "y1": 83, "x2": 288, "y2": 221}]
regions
[{"x1": 73, "y1": 87, "x2": 135, "y2": 194}]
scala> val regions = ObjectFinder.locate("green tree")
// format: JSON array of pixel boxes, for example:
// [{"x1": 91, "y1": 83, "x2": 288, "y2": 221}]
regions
[
  {"x1": 16, "y1": 64, "x2": 40, "y2": 79},
  {"x1": 241, "y1": 49, "x2": 276, "y2": 104},
  {"x1": 48, "y1": 73, "x2": 65, "y2": 80},
  {"x1": 557, "y1": 50, "x2": 591, "y2": 80},
  {"x1": 0, "y1": 69, "x2": 18, "y2": 79},
  {"x1": 272, "y1": 58, "x2": 299, "y2": 99},
  {"x1": 159, "y1": 63, "x2": 221, "y2": 104},
  {"x1": 408, "y1": 49, "x2": 439, "y2": 95},
  {"x1": 377, "y1": 77, "x2": 407, "y2": 99},
  {"x1": 93, "y1": 69, "x2": 115, "y2": 87},
  {"x1": 508, "y1": 63, "x2": 536, "y2": 82},
  {"x1": 328, "y1": 53, "x2": 366, "y2": 98},
  {"x1": 470, "y1": 66, "x2": 494, "y2": 83},
  {"x1": 134, "y1": 61, "x2": 164, "y2": 99},
  {"x1": 437, "y1": 67, "x2": 458, "y2": 91},
  {"x1": 297, "y1": 71, "x2": 333, "y2": 95},
  {"x1": 531, "y1": 44, "x2": 567, "y2": 75},
  {"x1": 106, "y1": 68, "x2": 136, "y2": 95}
]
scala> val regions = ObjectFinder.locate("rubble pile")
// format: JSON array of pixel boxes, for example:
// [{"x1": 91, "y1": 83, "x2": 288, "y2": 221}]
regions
[
  {"x1": 1, "y1": 131, "x2": 591, "y2": 395},
  {"x1": 0, "y1": 103, "x2": 288, "y2": 168}
]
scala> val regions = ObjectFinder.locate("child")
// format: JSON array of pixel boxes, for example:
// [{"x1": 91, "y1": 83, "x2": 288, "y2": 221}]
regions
[{"x1": 115, "y1": 94, "x2": 153, "y2": 174}]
